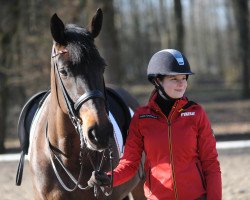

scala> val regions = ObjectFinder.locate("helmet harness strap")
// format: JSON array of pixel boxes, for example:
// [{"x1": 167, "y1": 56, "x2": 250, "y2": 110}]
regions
[{"x1": 153, "y1": 79, "x2": 172, "y2": 100}]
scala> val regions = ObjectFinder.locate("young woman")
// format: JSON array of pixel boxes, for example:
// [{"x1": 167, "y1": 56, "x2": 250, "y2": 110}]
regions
[{"x1": 88, "y1": 49, "x2": 222, "y2": 200}]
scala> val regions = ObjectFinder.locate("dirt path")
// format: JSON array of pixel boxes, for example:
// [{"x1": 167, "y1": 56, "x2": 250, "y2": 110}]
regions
[
  {"x1": 0, "y1": 147, "x2": 250, "y2": 200},
  {"x1": 218, "y1": 147, "x2": 250, "y2": 200},
  {"x1": 0, "y1": 161, "x2": 32, "y2": 200}
]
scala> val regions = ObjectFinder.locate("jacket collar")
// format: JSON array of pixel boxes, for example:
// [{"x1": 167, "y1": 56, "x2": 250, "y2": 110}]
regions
[{"x1": 148, "y1": 89, "x2": 188, "y2": 113}]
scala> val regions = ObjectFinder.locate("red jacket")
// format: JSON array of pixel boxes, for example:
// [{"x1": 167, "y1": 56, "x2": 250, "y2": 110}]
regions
[{"x1": 112, "y1": 91, "x2": 222, "y2": 200}]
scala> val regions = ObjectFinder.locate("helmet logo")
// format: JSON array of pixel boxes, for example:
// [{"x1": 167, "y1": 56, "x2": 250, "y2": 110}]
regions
[{"x1": 165, "y1": 49, "x2": 185, "y2": 65}]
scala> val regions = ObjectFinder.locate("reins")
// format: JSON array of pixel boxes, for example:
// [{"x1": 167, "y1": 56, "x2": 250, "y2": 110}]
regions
[
  {"x1": 46, "y1": 123, "x2": 114, "y2": 195},
  {"x1": 45, "y1": 47, "x2": 114, "y2": 196},
  {"x1": 46, "y1": 122, "x2": 89, "y2": 192}
]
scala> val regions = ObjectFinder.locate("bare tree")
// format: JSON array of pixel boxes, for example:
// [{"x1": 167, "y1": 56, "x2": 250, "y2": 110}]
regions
[
  {"x1": 231, "y1": 0, "x2": 250, "y2": 98},
  {"x1": 159, "y1": 0, "x2": 172, "y2": 48},
  {"x1": 173, "y1": 0, "x2": 184, "y2": 51},
  {"x1": 0, "y1": 1, "x2": 18, "y2": 153},
  {"x1": 0, "y1": 72, "x2": 7, "y2": 153}
]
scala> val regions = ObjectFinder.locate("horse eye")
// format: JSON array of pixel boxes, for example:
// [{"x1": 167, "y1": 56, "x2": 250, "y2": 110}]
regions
[{"x1": 59, "y1": 68, "x2": 68, "y2": 76}]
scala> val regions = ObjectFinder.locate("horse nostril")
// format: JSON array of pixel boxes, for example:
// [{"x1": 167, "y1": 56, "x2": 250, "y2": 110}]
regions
[
  {"x1": 88, "y1": 126, "x2": 98, "y2": 143},
  {"x1": 87, "y1": 124, "x2": 111, "y2": 149}
]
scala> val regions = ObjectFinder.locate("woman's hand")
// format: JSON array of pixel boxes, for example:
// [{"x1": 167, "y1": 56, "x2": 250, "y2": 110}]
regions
[{"x1": 87, "y1": 171, "x2": 111, "y2": 187}]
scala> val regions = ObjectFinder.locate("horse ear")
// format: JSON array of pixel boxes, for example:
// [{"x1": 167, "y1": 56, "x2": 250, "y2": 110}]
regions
[
  {"x1": 50, "y1": 13, "x2": 66, "y2": 45},
  {"x1": 89, "y1": 8, "x2": 103, "y2": 38}
]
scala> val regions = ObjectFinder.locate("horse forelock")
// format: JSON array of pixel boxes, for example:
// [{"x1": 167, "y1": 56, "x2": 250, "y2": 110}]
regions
[{"x1": 64, "y1": 24, "x2": 106, "y2": 68}]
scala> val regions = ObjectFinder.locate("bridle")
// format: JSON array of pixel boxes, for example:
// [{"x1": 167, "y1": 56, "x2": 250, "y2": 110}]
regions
[
  {"x1": 46, "y1": 46, "x2": 114, "y2": 196},
  {"x1": 51, "y1": 48, "x2": 107, "y2": 138}
]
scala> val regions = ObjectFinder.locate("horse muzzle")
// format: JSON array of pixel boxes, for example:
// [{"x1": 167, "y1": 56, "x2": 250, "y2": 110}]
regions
[{"x1": 83, "y1": 122, "x2": 113, "y2": 151}]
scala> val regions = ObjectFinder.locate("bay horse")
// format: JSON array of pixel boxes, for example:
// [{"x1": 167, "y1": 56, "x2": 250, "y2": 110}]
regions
[{"x1": 21, "y1": 8, "x2": 145, "y2": 200}]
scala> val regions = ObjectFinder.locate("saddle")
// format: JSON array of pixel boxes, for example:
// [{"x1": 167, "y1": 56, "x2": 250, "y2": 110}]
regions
[
  {"x1": 106, "y1": 87, "x2": 132, "y2": 145},
  {"x1": 15, "y1": 87, "x2": 132, "y2": 185},
  {"x1": 16, "y1": 90, "x2": 50, "y2": 186}
]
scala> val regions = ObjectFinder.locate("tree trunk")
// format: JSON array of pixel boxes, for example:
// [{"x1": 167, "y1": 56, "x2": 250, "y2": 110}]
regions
[
  {"x1": 174, "y1": 0, "x2": 184, "y2": 51},
  {"x1": 231, "y1": 0, "x2": 250, "y2": 98},
  {"x1": 0, "y1": 1, "x2": 24, "y2": 153},
  {"x1": 0, "y1": 34, "x2": 10, "y2": 153},
  {"x1": 0, "y1": 82, "x2": 7, "y2": 153}
]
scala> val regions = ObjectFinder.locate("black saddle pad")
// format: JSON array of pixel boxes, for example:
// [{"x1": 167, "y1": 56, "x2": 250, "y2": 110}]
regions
[
  {"x1": 17, "y1": 90, "x2": 50, "y2": 154},
  {"x1": 16, "y1": 90, "x2": 49, "y2": 186},
  {"x1": 106, "y1": 87, "x2": 132, "y2": 145}
]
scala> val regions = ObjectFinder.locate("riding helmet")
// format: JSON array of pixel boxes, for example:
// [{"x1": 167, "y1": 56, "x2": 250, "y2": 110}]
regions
[{"x1": 147, "y1": 49, "x2": 194, "y2": 83}]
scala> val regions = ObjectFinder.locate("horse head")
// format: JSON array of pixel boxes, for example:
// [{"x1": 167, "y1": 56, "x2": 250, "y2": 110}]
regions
[{"x1": 50, "y1": 9, "x2": 113, "y2": 151}]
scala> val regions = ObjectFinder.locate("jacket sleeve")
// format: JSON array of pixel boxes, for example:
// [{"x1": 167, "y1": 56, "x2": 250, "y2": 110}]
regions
[
  {"x1": 111, "y1": 112, "x2": 144, "y2": 186},
  {"x1": 197, "y1": 107, "x2": 222, "y2": 200}
]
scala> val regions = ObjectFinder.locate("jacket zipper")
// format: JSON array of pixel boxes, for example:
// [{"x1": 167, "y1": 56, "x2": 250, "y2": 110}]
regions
[
  {"x1": 159, "y1": 102, "x2": 179, "y2": 200},
  {"x1": 168, "y1": 121, "x2": 178, "y2": 200}
]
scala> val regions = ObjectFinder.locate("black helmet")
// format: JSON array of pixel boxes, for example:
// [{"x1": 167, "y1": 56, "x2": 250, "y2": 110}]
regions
[{"x1": 147, "y1": 49, "x2": 194, "y2": 83}]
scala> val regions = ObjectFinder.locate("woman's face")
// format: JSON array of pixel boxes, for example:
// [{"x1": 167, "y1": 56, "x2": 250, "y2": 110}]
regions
[{"x1": 159, "y1": 75, "x2": 187, "y2": 99}]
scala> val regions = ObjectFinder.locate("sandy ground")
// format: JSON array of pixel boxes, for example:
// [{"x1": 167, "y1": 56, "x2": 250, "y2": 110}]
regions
[
  {"x1": 218, "y1": 147, "x2": 250, "y2": 200},
  {"x1": 0, "y1": 147, "x2": 249, "y2": 200}
]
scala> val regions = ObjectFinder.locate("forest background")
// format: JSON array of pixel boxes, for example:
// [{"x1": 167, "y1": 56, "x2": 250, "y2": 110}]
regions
[{"x1": 0, "y1": 0, "x2": 249, "y2": 153}]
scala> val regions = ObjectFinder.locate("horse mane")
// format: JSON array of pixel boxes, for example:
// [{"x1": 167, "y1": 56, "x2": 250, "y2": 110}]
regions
[{"x1": 64, "y1": 24, "x2": 106, "y2": 68}]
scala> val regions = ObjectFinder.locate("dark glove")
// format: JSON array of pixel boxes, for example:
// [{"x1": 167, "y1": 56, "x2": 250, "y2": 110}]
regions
[{"x1": 87, "y1": 171, "x2": 111, "y2": 187}]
